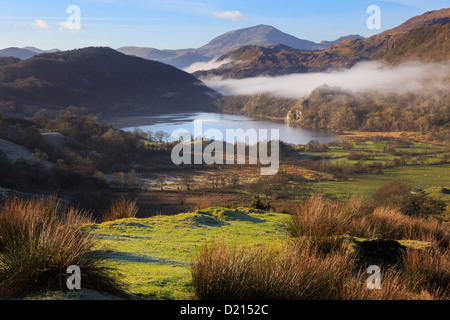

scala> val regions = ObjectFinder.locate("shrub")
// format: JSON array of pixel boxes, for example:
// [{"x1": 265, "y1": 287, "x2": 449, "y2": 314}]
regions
[
  {"x1": 0, "y1": 197, "x2": 126, "y2": 298},
  {"x1": 194, "y1": 198, "x2": 210, "y2": 211},
  {"x1": 401, "y1": 248, "x2": 449, "y2": 299},
  {"x1": 286, "y1": 196, "x2": 372, "y2": 253},
  {"x1": 191, "y1": 240, "x2": 411, "y2": 300},
  {"x1": 287, "y1": 196, "x2": 447, "y2": 246},
  {"x1": 373, "y1": 179, "x2": 412, "y2": 206},
  {"x1": 249, "y1": 194, "x2": 270, "y2": 211},
  {"x1": 400, "y1": 194, "x2": 447, "y2": 217},
  {"x1": 102, "y1": 198, "x2": 138, "y2": 222},
  {"x1": 347, "y1": 151, "x2": 367, "y2": 161},
  {"x1": 368, "y1": 207, "x2": 447, "y2": 243},
  {"x1": 374, "y1": 180, "x2": 447, "y2": 218}
]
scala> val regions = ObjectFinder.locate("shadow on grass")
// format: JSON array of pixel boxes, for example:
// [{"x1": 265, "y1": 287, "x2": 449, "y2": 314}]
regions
[{"x1": 99, "y1": 250, "x2": 186, "y2": 265}]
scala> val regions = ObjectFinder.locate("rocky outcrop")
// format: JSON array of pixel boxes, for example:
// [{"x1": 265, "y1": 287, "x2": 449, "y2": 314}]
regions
[
  {"x1": 344, "y1": 237, "x2": 407, "y2": 266},
  {"x1": 285, "y1": 99, "x2": 307, "y2": 126}
]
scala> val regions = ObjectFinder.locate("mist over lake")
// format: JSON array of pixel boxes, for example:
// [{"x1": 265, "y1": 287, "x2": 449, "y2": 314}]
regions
[{"x1": 118, "y1": 112, "x2": 338, "y2": 145}]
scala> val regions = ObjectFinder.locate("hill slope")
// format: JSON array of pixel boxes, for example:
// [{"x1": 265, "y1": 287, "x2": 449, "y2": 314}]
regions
[
  {"x1": 0, "y1": 47, "x2": 219, "y2": 118},
  {"x1": 87, "y1": 207, "x2": 288, "y2": 299},
  {"x1": 194, "y1": 8, "x2": 450, "y2": 79}
]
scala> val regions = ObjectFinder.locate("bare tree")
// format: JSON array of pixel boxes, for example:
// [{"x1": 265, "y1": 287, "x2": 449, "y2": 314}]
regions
[
  {"x1": 147, "y1": 130, "x2": 154, "y2": 142},
  {"x1": 112, "y1": 172, "x2": 124, "y2": 188},
  {"x1": 181, "y1": 175, "x2": 194, "y2": 191},
  {"x1": 125, "y1": 169, "x2": 139, "y2": 189},
  {"x1": 155, "y1": 131, "x2": 166, "y2": 143},
  {"x1": 156, "y1": 176, "x2": 165, "y2": 191}
]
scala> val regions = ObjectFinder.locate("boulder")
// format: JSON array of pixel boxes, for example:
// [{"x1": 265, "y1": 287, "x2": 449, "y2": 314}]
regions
[{"x1": 345, "y1": 237, "x2": 406, "y2": 266}]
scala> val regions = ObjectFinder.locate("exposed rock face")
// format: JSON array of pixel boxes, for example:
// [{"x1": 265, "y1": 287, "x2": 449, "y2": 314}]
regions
[{"x1": 285, "y1": 99, "x2": 306, "y2": 126}]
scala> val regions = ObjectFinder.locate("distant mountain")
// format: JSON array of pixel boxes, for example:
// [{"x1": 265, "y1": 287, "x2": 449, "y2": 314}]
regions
[
  {"x1": 22, "y1": 47, "x2": 60, "y2": 54},
  {"x1": 117, "y1": 47, "x2": 211, "y2": 69},
  {"x1": 117, "y1": 25, "x2": 342, "y2": 69},
  {"x1": 210, "y1": 9, "x2": 450, "y2": 135},
  {"x1": 194, "y1": 8, "x2": 450, "y2": 79},
  {"x1": 195, "y1": 25, "x2": 326, "y2": 56},
  {"x1": 0, "y1": 47, "x2": 61, "y2": 60},
  {"x1": 0, "y1": 47, "x2": 36, "y2": 60},
  {"x1": 0, "y1": 47, "x2": 219, "y2": 118}
]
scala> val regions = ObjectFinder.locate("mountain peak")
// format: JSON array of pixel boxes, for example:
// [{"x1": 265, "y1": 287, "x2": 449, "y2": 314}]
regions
[{"x1": 198, "y1": 24, "x2": 322, "y2": 58}]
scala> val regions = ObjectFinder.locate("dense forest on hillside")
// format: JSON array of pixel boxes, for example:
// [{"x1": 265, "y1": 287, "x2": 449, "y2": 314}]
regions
[
  {"x1": 214, "y1": 94, "x2": 297, "y2": 119},
  {"x1": 285, "y1": 85, "x2": 449, "y2": 142}
]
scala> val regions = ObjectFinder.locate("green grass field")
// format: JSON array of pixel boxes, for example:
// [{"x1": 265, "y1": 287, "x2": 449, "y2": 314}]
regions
[
  {"x1": 310, "y1": 164, "x2": 450, "y2": 200},
  {"x1": 303, "y1": 140, "x2": 449, "y2": 166},
  {"x1": 82, "y1": 202, "x2": 441, "y2": 300},
  {"x1": 86, "y1": 208, "x2": 289, "y2": 299}
]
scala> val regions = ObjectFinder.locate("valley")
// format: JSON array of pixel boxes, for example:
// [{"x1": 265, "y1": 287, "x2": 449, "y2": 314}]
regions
[{"x1": 0, "y1": 5, "x2": 448, "y2": 303}]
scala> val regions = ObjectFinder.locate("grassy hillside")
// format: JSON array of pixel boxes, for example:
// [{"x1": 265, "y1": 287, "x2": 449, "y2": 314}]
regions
[
  {"x1": 377, "y1": 23, "x2": 450, "y2": 63},
  {"x1": 23, "y1": 199, "x2": 448, "y2": 300},
  {"x1": 312, "y1": 164, "x2": 450, "y2": 201},
  {"x1": 86, "y1": 207, "x2": 288, "y2": 299}
]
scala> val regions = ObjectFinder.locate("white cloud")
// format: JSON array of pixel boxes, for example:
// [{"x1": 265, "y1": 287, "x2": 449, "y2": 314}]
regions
[
  {"x1": 205, "y1": 61, "x2": 450, "y2": 99},
  {"x1": 213, "y1": 11, "x2": 247, "y2": 21},
  {"x1": 29, "y1": 20, "x2": 51, "y2": 29},
  {"x1": 184, "y1": 58, "x2": 234, "y2": 73}
]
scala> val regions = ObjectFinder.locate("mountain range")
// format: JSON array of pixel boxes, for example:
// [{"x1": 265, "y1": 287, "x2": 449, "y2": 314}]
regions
[
  {"x1": 116, "y1": 25, "x2": 364, "y2": 69},
  {"x1": 194, "y1": 8, "x2": 450, "y2": 79},
  {"x1": 0, "y1": 47, "x2": 60, "y2": 60},
  {"x1": 1, "y1": 26, "x2": 363, "y2": 70},
  {"x1": 0, "y1": 8, "x2": 448, "y2": 121},
  {"x1": 209, "y1": 8, "x2": 450, "y2": 134}
]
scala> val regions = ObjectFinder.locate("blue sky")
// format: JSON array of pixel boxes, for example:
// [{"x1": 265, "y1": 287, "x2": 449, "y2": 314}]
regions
[{"x1": 0, "y1": 0, "x2": 448, "y2": 50}]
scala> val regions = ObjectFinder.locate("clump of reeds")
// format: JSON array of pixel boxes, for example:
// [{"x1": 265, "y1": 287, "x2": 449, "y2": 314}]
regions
[
  {"x1": 190, "y1": 239, "x2": 411, "y2": 300},
  {"x1": 286, "y1": 196, "x2": 447, "y2": 245},
  {"x1": 102, "y1": 198, "x2": 138, "y2": 222},
  {"x1": 401, "y1": 247, "x2": 449, "y2": 299},
  {"x1": 191, "y1": 195, "x2": 449, "y2": 300},
  {"x1": 0, "y1": 197, "x2": 126, "y2": 299}
]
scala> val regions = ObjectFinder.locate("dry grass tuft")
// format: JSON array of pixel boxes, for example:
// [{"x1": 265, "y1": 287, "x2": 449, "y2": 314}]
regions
[
  {"x1": 191, "y1": 239, "x2": 412, "y2": 300},
  {"x1": 287, "y1": 196, "x2": 447, "y2": 244},
  {"x1": 191, "y1": 195, "x2": 449, "y2": 300},
  {"x1": 401, "y1": 247, "x2": 450, "y2": 299},
  {"x1": 0, "y1": 197, "x2": 126, "y2": 299},
  {"x1": 102, "y1": 198, "x2": 138, "y2": 222}
]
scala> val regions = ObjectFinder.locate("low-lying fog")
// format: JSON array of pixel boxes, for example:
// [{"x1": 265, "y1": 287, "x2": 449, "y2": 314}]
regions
[{"x1": 200, "y1": 60, "x2": 450, "y2": 99}]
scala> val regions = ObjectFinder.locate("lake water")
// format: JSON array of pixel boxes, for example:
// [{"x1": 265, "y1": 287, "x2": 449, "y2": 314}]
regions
[{"x1": 119, "y1": 112, "x2": 338, "y2": 145}]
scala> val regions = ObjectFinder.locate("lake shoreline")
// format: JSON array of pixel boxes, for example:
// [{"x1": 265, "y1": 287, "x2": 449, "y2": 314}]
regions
[
  {"x1": 100, "y1": 111, "x2": 287, "y2": 129},
  {"x1": 102, "y1": 112, "x2": 339, "y2": 145}
]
